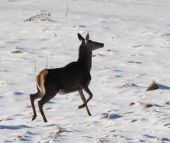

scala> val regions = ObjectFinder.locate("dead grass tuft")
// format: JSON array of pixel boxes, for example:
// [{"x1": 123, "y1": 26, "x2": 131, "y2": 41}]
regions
[{"x1": 146, "y1": 80, "x2": 159, "y2": 91}]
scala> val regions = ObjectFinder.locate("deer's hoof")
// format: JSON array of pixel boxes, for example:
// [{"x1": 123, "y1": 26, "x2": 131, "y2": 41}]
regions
[
  {"x1": 43, "y1": 118, "x2": 48, "y2": 123},
  {"x1": 32, "y1": 115, "x2": 37, "y2": 121},
  {"x1": 78, "y1": 104, "x2": 86, "y2": 109}
]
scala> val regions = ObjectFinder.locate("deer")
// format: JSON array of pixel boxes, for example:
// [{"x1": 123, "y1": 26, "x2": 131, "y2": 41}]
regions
[{"x1": 30, "y1": 33, "x2": 104, "y2": 122}]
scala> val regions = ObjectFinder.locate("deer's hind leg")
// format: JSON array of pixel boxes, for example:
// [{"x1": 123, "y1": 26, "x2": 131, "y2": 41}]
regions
[
  {"x1": 78, "y1": 89, "x2": 92, "y2": 116},
  {"x1": 30, "y1": 90, "x2": 40, "y2": 121},
  {"x1": 38, "y1": 83, "x2": 59, "y2": 122}
]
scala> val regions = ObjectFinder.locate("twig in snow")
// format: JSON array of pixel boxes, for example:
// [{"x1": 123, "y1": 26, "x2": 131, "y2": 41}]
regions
[
  {"x1": 45, "y1": 53, "x2": 49, "y2": 69},
  {"x1": 65, "y1": 1, "x2": 69, "y2": 19},
  {"x1": 34, "y1": 58, "x2": 37, "y2": 73}
]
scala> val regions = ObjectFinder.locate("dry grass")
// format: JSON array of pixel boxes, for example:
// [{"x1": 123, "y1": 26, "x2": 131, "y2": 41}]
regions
[
  {"x1": 129, "y1": 102, "x2": 135, "y2": 106},
  {"x1": 144, "y1": 103, "x2": 154, "y2": 108},
  {"x1": 11, "y1": 49, "x2": 23, "y2": 54},
  {"x1": 146, "y1": 80, "x2": 159, "y2": 91}
]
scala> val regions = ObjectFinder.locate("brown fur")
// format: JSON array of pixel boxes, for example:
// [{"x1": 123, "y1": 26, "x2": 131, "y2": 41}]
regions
[{"x1": 36, "y1": 69, "x2": 48, "y2": 97}]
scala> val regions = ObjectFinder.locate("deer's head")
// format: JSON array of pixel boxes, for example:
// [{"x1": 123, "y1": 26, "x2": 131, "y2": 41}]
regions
[{"x1": 78, "y1": 33, "x2": 104, "y2": 51}]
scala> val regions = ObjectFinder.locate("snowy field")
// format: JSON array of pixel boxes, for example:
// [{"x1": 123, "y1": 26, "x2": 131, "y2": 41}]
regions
[{"x1": 1, "y1": 0, "x2": 170, "y2": 142}]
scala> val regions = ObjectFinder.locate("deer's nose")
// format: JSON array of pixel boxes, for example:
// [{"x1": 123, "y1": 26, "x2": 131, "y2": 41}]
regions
[{"x1": 100, "y1": 43, "x2": 104, "y2": 47}]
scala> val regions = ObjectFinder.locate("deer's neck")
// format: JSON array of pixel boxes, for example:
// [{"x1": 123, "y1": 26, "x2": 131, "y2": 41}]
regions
[{"x1": 77, "y1": 45, "x2": 92, "y2": 71}]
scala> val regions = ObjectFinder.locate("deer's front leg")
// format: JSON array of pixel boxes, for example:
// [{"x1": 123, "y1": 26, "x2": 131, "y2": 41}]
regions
[
  {"x1": 78, "y1": 86, "x2": 93, "y2": 109},
  {"x1": 78, "y1": 90, "x2": 92, "y2": 116}
]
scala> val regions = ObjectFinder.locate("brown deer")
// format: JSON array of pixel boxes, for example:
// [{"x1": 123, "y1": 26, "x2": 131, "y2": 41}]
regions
[{"x1": 30, "y1": 33, "x2": 104, "y2": 122}]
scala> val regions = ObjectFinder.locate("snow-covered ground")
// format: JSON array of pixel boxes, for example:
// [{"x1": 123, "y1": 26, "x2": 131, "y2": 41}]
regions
[{"x1": 1, "y1": 0, "x2": 170, "y2": 142}]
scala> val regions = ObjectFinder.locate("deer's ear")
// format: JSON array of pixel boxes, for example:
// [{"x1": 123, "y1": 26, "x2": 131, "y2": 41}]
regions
[
  {"x1": 78, "y1": 33, "x2": 84, "y2": 41},
  {"x1": 86, "y1": 33, "x2": 89, "y2": 41}
]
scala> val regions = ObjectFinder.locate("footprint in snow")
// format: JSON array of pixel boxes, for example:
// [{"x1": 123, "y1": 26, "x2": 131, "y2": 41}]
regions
[
  {"x1": 143, "y1": 134, "x2": 157, "y2": 139},
  {"x1": 14, "y1": 92, "x2": 24, "y2": 96},
  {"x1": 100, "y1": 113, "x2": 122, "y2": 120},
  {"x1": 0, "y1": 80, "x2": 5, "y2": 86},
  {"x1": 108, "y1": 114, "x2": 122, "y2": 120},
  {"x1": 118, "y1": 83, "x2": 139, "y2": 88},
  {"x1": 15, "y1": 131, "x2": 37, "y2": 142},
  {"x1": 164, "y1": 123, "x2": 170, "y2": 127},
  {"x1": 0, "y1": 124, "x2": 31, "y2": 130}
]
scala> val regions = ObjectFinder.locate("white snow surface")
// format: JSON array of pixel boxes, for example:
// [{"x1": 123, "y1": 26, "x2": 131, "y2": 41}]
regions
[{"x1": 1, "y1": 0, "x2": 170, "y2": 142}]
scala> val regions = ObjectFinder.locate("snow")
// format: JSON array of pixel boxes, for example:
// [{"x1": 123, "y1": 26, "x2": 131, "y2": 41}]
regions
[{"x1": 1, "y1": 0, "x2": 170, "y2": 142}]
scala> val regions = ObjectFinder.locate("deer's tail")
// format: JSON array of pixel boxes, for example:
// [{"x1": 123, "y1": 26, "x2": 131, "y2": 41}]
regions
[{"x1": 36, "y1": 69, "x2": 48, "y2": 97}]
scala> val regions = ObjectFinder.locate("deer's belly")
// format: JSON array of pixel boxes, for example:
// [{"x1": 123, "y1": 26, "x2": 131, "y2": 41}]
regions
[
  {"x1": 58, "y1": 88, "x2": 80, "y2": 95},
  {"x1": 58, "y1": 89, "x2": 67, "y2": 95}
]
